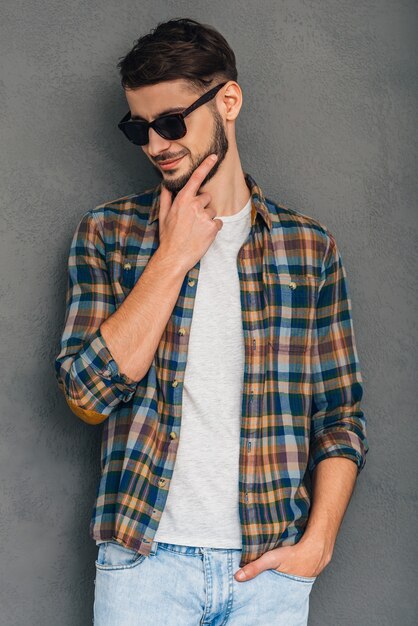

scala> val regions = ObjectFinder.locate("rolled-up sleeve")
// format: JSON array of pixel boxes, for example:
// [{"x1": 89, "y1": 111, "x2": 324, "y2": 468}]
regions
[
  {"x1": 54, "y1": 210, "x2": 139, "y2": 425},
  {"x1": 308, "y1": 231, "x2": 370, "y2": 476}
]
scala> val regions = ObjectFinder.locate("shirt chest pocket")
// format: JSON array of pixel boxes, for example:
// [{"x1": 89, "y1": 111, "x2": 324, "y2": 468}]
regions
[
  {"x1": 264, "y1": 273, "x2": 318, "y2": 354},
  {"x1": 107, "y1": 252, "x2": 150, "y2": 301}
]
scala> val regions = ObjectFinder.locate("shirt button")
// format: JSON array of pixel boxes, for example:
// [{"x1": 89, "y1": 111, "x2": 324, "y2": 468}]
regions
[
  {"x1": 188, "y1": 278, "x2": 196, "y2": 287},
  {"x1": 158, "y1": 478, "x2": 166, "y2": 486},
  {"x1": 288, "y1": 281, "x2": 297, "y2": 290},
  {"x1": 169, "y1": 431, "x2": 177, "y2": 440},
  {"x1": 178, "y1": 327, "x2": 186, "y2": 335},
  {"x1": 102, "y1": 367, "x2": 112, "y2": 379},
  {"x1": 171, "y1": 379, "x2": 179, "y2": 387}
]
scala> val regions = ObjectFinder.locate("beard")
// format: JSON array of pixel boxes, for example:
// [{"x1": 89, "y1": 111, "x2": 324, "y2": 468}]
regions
[{"x1": 152, "y1": 109, "x2": 229, "y2": 197}]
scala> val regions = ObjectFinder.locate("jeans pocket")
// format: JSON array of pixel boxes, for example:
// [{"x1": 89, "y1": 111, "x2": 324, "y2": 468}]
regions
[
  {"x1": 268, "y1": 568, "x2": 317, "y2": 584},
  {"x1": 95, "y1": 540, "x2": 147, "y2": 571}
]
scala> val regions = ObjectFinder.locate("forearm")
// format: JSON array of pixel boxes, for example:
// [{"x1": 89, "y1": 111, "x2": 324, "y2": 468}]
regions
[
  {"x1": 100, "y1": 246, "x2": 188, "y2": 381},
  {"x1": 301, "y1": 457, "x2": 358, "y2": 558}
]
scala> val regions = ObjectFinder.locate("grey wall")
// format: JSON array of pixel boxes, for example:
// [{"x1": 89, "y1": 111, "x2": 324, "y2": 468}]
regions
[{"x1": 1, "y1": 1, "x2": 417, "y2": 624}]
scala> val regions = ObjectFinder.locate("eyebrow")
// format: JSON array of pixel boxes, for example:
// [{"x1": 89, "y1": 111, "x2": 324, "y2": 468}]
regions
[{"x1": 131, "y1": 106, "x2": 185, "y2": 121}]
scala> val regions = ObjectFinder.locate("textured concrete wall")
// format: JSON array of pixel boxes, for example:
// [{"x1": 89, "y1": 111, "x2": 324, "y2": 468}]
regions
[{"x1": 1, "y1": 1, "x2": 417, "y2": 624}]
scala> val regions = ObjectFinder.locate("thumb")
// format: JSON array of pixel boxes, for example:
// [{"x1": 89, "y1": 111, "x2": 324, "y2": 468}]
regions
[{"x1": 235, "y1": 551, "x2": 278, "y2": 582}]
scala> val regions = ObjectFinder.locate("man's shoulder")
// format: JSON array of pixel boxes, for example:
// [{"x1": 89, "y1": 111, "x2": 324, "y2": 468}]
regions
[
  {"x1": 264, "y1": 196, "x2": 337, "y2": 271},
  {"x1": 90, "y1": 185, "x2": 157, "y2": 222},
  {"x1": 85, "y1": 185, "x2": 158, "y2": 251},
  {"x1": 265, "y1": 196, "x2": 337, "y2": 254},
  {"x1": 265, "y1": 196, "x2": 332, "y2": 239},
  {"x1": 72, "y1": 185, "x2": 158, "y2": 255}
]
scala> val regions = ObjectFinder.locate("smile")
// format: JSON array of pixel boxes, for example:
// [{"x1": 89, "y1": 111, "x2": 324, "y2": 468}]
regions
[{"x1": 159, "y1": 155, "x2": 185, "y2": 170}]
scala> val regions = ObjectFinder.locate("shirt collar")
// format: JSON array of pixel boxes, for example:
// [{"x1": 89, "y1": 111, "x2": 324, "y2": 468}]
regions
[{"x1": 147, "y1": 171, "x2": 273, "y2": 231}]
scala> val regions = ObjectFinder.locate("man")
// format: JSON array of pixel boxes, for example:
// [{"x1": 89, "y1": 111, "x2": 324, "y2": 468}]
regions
[{"x1": 54, "y1": 17, "x2": 369, "y2": 626}]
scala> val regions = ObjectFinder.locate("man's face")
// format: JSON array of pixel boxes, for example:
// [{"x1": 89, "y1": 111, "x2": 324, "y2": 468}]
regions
[{"x1": 124, "y1": 79, "x2": 229, "y2": 194}]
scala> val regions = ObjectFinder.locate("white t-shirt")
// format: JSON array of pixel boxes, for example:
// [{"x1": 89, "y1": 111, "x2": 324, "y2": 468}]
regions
[{"x1": 154, "y1": 194, "x2": 252, "y2": 548}]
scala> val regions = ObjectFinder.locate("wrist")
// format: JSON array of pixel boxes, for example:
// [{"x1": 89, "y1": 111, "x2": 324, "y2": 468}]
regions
[
  {"x1": 299, "y1": 530, "x2": 335, "y2": 561},
  {"x1": 152, "y1": 245, "x2": 189, "y2": 279}
]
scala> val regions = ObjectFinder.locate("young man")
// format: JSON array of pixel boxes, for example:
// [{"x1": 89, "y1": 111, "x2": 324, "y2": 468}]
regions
[{"x1": 54, "y1": 17, "x2": 369, "y2": 626}]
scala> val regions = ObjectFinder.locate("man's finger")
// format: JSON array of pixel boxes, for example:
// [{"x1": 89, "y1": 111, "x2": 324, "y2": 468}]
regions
[
  {"x1": 182, "y1": 153, "x2": 218, "y2": 197},
  {"x1": 212, "y1": 217, "x2": 224, "y2": 231},
  {"x1": 234, "y1": 562, "x2": 261, "y2": 582},
  {"x1": 235, "y1": 551, "x2": 280, "y2": 582}
]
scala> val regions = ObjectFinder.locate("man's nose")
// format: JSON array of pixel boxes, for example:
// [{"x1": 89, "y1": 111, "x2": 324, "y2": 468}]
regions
[{"x1": 147, "y1": 127, "x2": 171, "y2": 157}]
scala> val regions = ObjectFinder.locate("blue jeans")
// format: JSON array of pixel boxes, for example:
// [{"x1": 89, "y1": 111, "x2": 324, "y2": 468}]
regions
[{"x1": 93, "y1": 539, "x2": 317, "y2": 625}]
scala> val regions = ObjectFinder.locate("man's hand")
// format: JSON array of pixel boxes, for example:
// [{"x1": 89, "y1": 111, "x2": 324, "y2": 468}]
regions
[
  {"x1": 234, "y1": 536, "x2": 332, "y2": 582},
  {"x1": 157, "y1": 153, "x2": 223, "y2": 273},
  {"x1": 234, "y1": 458, "x2": 357, "y2": 582}
]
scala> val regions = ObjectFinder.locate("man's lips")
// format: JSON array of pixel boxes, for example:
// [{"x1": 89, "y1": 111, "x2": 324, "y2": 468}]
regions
[{"x1": 158, "y1": 155, "x2": 185, "y2": 170}]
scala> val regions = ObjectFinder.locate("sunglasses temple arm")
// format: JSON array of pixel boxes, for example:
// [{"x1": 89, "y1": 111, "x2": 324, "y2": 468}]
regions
[
  {"x1": 181, "y1": 81, "x2": 228, "y2": 118},
  {"x1": 118, "y1": 81, "x2": 228, "y2": 127}
]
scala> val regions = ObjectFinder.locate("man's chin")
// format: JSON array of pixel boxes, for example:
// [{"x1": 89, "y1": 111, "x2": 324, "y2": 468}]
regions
[{"x1": 161, "y1": 168, "x2": 196, "y2": 194}]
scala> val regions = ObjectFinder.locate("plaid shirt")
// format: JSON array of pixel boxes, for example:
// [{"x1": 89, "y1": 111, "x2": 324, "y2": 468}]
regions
[{"x1": 54, "y1": 172, "x2": 369, "y2": 568}]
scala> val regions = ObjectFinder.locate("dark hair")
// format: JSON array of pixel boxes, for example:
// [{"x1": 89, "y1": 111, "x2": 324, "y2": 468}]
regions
[{"x1": 116, "y1": 18, "x2": 238, "y2": 95}]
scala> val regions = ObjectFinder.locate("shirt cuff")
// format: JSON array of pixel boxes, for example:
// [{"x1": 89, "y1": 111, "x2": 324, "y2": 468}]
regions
[
  {"x1": 308, "y1": 428, "x2": 368, "y2": 476},
  {"x1": 77, "y1": 325, "x2": 140, "y2": 402}
]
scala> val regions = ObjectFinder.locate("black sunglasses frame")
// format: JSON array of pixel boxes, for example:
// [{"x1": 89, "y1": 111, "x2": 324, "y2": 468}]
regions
[{"x1": 118, "y1": 81, "x2": 228, "y2": 146}]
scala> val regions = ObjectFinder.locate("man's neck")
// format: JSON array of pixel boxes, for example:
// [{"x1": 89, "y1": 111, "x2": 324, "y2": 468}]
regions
[{"x1": 200, "y1": 154, "x2": 251, "y2": 218}]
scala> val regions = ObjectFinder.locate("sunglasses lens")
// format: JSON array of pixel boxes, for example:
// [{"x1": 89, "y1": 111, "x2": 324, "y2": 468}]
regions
[
  {"x1": 121, "y1": 122, "x2": 148, "y2": 146},
  {"x1": 119, "y1": 115, "x2": 186, "y2": 145},
  {"x1": 154, "y1": 116, "x2": 185, "y2": 140}
]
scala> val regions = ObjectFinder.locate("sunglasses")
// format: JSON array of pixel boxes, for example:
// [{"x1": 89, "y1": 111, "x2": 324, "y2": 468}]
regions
[{"x1": 118, "y1": 81, "x2": 228, "y2": 146}]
